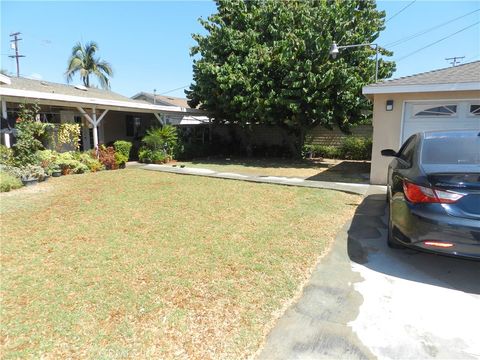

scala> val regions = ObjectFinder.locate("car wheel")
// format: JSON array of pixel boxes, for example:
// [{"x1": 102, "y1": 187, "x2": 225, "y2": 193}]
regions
[{"x1": 387, "y1": 200, "x2": 403, "y2": 249}]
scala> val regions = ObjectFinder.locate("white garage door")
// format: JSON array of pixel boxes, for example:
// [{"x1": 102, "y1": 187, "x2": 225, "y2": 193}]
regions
[{"x1": 402, "y1": 101, "x2": 480, "y2": 143}]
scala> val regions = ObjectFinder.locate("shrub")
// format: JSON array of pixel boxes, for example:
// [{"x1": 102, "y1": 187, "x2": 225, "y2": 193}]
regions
[
  {"x1": 78, "y1": 152, "x2": 104, "y2": 172},
  {"x1": 19, "y1": 164, "x2": 46, "y2": 181},
  {"x1": 142, "y1": 125, "x2": 178, "y2": 157},
  {"x1": 35, "y1": 150, "x2": 59, "y2": 175},
  {"x1": 97, "y1": 146, "x2": 118, "y2": 170},
  {"x1": 55, "y1": 152, "x2": 89, "y2": 174},
  {"x1": 302, "y1": 144, "x2": 340, "y2": 159},
  {"x1": 0, "y1": 145, "x2": 14, "y2": 166},
  {"x1": 138, "y1": 148, "x2": 167, "y2": 164},
  {"x1": 0, "y1": 171, "x2": 23, "y2": 192},
  {"x1": 114, "y1": 141, "x2": 132, "y2": 166},
  {"x1": 0, "y1": 164, "x2": 23, "y2": 179},
  {"x1": 339, "y1": 137, "x2": 372, "y2": 160},
  {"x1": 12, "y1": 103, "x2": 53, "y2": 165}
]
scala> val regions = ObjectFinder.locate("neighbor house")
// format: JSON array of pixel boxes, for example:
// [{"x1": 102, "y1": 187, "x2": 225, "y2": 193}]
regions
[
  {"x1": 363, "y1": 61, "x2": 480, "y2": 185},
  {"x1": 0, "y1": 75, "x2": 204, "y2": 152}
]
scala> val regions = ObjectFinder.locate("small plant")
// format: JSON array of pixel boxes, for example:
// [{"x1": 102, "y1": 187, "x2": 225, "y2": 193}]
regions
[
  {"x1": 302, "y1": 144, "x2": 340, "y2": 159},
  {"x1": 113, "y1": 140, "x2": 132, "y2": 167},
  {"x1": 19, "y1": 164, "x2": 46, "y2": 181},
  {"x1": 0, "y1": 171, "x2": 23, "y2": 192},
  {"x1": 142, "y1": 125, "x2": 178, "y2": 157},
  {"x1": 78, "y1": 152, "x2": 104, "y2": 172},
  {"x1": 55, "y1": 152, "x2": 89, "y2": 175},
  {"x1": 56, "y1": 123, "x2": 81, "y2": 151},
  {"x1": 97, "y1": 145, "x2": 118, "y2": 170},
  {"x1": 0, "y1": 145, "x2": 14, "y2": 166}
]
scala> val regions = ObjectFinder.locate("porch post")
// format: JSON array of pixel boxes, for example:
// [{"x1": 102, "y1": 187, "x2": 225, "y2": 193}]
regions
[
  {"x1": 92, "y1": 108, "x2": 99, "y2": 150},
  {"x1": 1, "y1": 98, "x2": 10, "y2": 148}
]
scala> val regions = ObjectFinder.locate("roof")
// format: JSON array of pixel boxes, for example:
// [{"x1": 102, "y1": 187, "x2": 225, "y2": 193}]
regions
[
  {"x1": 131, "y1": 92, "x2": 191, "y2": 108},
  {"x1": 363, "y1": 61, "x2": 480, "y2": 95},
  {"x1": 0, "y1": 76, "x2": 203, "y2": 114}
]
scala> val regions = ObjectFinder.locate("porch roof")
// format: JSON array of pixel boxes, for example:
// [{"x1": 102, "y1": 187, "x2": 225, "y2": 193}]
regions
[{"x1": 0, "y1": 77, "x2": 204, "y2": 115}]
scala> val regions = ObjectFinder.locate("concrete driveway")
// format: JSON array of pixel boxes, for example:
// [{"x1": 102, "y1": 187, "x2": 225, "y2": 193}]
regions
[{"x1": 258, "y1": 188, "x2": 480, "y2": 360}]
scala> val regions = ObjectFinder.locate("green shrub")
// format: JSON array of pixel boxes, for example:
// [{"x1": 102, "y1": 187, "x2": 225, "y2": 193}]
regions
[
  {"x1": 0, "y1": 145, "x2": 14, "y2": 166},
  {"x1": 0, "y1": 171, "x2": 23, "y2": 192},
  {"x1": 302, "y1": 144, "x2": 340, "y2": 159},
  {"x1": 19, "y1": 164, "x2": 46, "y2": 181},
  {"x1": 138, "y1": 148, "x2": 168, "y2": 164},
  {"x1": 142, "y1": 125, "x2": 178, "y2": 157},
  {"x1": 78, "y1": 152, "x2": 104, "y2": 172},
  {"x1": 54, "y1": 152, "x2": 89, "y2": 174},
  {"x1": 339, "y1": 137, "x2": 372, "y2": 160},
  {"x1": 113, "y1": 140, "x2": 132, "y2": 165},
  {"x1": 0, "y1": 164, "x2": 23, "y2": 179}
]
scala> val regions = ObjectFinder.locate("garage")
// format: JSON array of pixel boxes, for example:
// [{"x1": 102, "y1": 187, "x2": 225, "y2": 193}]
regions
[
  {"x1": 402, "y1": 100, "x2": 480, "y2": 142},
  {"x1": 362, "y1": 61, "x2": 480, "y2": 185}
]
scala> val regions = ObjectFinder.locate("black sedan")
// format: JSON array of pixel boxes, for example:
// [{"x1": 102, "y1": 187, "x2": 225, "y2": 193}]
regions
[{"x1": 382, "y1": 130, "x2": 480, "y2": 259}]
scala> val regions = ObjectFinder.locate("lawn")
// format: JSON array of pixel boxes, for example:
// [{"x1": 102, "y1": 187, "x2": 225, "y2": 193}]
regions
[
  {"x1": 0, "y1": 169, "x2": 360, "y2": 359},
  {"x1": 177, "y1": 158, "x2": 370, "y2": 183}
]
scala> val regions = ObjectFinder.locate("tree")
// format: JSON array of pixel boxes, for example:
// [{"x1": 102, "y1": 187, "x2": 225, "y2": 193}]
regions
[
  {"x1": 186, "y1": 0, "x2": 395, "y2": 154},
  {"x1": 65, "y1": 41, "x2": 113, "y2": 89}
]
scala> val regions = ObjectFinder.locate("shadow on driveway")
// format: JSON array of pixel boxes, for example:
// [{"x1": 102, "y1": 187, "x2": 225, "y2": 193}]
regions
[{"x1": 347, "y1": 193, "x2": 480, "y2": 295}]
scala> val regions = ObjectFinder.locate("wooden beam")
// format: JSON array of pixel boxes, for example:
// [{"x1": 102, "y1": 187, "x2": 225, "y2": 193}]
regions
[
  {"x1": 96, "y1": 109, "x2": 109, "y2": 124},
  {"x1": 77, "y1": 106, "x2": 94, "y2": 125},
  {"x1": 154, "y1": 113, "x2": 164, "y2": 125}
]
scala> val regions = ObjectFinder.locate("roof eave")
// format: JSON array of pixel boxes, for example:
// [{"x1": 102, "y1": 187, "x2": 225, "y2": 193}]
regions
[
  {"x1": 362, "y1": 82, "x2": 480, "y2": 95},
  {"x1": 0, "y1": 87, "x2": 204, "y2": 115}
]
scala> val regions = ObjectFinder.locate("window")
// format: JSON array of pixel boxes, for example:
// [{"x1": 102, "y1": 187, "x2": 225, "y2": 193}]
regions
[
  {"x1": 469, "y1": 104, "x2": 480, "y2": 116},
  {"x1": 413, "y1": 104, "x2": 457, "y2": 117},
  {"x1": 422, "y1": 136, "x2": 480, "y2": 165},
  {"x1": 126, "y1": 116, "x2": 134, "y2": 137},
  {"x1": 398, "y1": 135, "x2": 416, "y2": 165}
]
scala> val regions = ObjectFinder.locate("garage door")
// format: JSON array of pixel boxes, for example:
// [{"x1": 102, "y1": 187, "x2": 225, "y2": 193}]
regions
[{"x1": 402, "y1": 101, "x2": 480, "y2": 143}]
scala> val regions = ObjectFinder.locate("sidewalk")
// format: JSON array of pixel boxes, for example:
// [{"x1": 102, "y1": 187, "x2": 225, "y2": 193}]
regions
[{"x1": 140, "y1": 163, "x2": 385, "y2": 196}]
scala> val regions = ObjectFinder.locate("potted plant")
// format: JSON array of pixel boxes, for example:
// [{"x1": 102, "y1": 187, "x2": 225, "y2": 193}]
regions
[
  {"x1": 51, "y1": 164, "x2": 62, "y2": 177},
  {"x1": 20, "y1": 165, "x2": 45, "y2": 186}
]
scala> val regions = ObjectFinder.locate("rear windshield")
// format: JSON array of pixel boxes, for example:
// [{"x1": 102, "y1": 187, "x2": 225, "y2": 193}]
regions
[{"x1": 422, "y1": 135, "x2": 480, "y2": 165}]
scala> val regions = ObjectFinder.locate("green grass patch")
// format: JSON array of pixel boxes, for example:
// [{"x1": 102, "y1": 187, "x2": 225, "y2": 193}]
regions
[{"x1": 0, "y1": 169, "x2": 359, "y2": 359}]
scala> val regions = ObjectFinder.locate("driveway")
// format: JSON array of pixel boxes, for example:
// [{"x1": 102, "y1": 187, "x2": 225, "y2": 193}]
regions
[{"x1": 257, "y1": 187, "x2": 480, "y2": 360}]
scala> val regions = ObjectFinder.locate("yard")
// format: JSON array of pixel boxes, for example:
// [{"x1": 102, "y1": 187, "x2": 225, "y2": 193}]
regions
[
  {"x1": 177, "y1": 158, "x2": 371, "y2": 183},
  {"x1": 0, "y1": 169, "x2": 360, "y2": 359}
]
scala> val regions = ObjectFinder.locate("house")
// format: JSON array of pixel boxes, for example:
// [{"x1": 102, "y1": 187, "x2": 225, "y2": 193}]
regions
[
  {"x1": 131, "y1": 92, "x2": 211, "y2": 126},
  {"x1": 363, "y1": 61, "x2": 480, "y2": 185},
  {"x1": 0, "y1": 75, "x2": 204, "y2": 152}
]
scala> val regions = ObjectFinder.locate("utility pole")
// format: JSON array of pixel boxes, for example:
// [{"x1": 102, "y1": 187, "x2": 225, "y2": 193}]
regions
[
  {"x1": 445, "y1": 56, "x2": 465, "y2": 67},
  {"x1": 9, "y1": 32, "x2": 25, "y2": 77}
]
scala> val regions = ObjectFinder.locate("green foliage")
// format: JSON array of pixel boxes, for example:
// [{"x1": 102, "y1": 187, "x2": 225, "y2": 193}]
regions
[
  {"x1": 302, "y1": 144, "x2": 340, "y2": 159},
  {"x1": 0, "y1": 145, "x2": 14, "y2": 166},
  {"x1": 302, "y1": 137, "x2": 372, "y2": 160},
  {"x1": 35, "y1": 150, "x2": 59, "y2": 175},
  {"x1": 54, "y1": 152, "x2": 89, "y2": 174},
  {"x1": 65, "y1": 41, "x2": 113, "y2": 89},
  {"x1": 114, "y1": 140, "x2": 132, "y2": 166},
  {"x1": 12, "y1": 103, "x2": 53, "y2": 166},
  {"x1": 78, "y1": 152, "x2": 104, "y2": 172},
  {"x1": 142, "y1": 126, "x2": 178, "y2": 157},
  {"x1": 56, "y1": 123, "x2": 81, "y2": 151},
  {"x1": 0, "y1": 171, "x2": 23, "y2": 192},
  {"x1": 19, "y1": 164, "x2": 46, "y2": 181},
  {"x1": 338, "y1": 136, "x2": 372, "y2": 160},
  {"x1": 187, "y1": 0, "x2": 395, "y2": 154},
  {"x1": 138, "y1": 149, "x2": 168, "y2": 164}
]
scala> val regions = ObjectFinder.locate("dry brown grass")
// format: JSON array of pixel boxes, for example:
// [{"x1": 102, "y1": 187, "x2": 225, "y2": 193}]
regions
[{"x1": 0, "y1": 169, "x2": 360, "y2": 359}]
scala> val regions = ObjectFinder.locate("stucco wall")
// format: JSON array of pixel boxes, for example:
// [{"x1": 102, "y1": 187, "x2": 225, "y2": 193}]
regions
[{"x1": 370, "y1": 90, "x2": 480, "y2": 184}]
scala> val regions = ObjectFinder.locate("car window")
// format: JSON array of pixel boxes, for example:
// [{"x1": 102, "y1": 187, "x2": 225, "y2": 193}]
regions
[
  {"x1": 422, "y1": 135, "x2": 480, "y2": 164},
  {"x1": 398, "y1": 135, "x2": 416, "y2": 164}
]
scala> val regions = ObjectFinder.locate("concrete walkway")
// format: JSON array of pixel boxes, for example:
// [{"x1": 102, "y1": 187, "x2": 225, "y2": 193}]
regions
[{"x1": 140, "y1": 163, "x2": 382, "y2": 195}]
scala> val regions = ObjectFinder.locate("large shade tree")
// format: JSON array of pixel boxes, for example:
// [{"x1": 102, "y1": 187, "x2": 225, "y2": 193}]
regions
[
  {"x1": 187, "y1": 0, "x2": 395, "y2": 153},
  {"x1": 65, "y1": 41, "x2": 113, "y2": 89}
]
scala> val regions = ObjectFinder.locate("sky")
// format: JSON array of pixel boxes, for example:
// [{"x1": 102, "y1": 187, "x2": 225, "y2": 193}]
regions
[{"x1": 1, "y1": 0, "x2": 479, "y2": 98}]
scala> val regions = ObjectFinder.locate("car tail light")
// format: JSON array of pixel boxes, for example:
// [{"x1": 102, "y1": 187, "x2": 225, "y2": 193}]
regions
[
  {"x1": 424, "y1": 241, "x2": 454, "y2": 248},
  {"x1": 403, "y1": 181, "x2": 464, "y2": 204}
]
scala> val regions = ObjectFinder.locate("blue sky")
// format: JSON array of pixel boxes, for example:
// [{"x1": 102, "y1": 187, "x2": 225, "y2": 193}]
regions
[{"x1": 1, "y1": 1, "x2": 479, "y2": 98}]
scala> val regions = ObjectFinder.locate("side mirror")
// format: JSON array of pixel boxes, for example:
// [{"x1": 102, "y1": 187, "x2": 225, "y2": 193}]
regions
[{"x1": 381, "y1": 149, "x2": 397, "y2": 157}]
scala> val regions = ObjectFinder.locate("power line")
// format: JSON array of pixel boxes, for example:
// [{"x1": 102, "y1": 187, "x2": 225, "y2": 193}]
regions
[
  {"x1": 395, "y1": 21, "x2": 480, "y2": 62},
  {"x1": 384, "y1": 8, "x2": 480, "y2": 48},
  {"x1": 386, "y1": 0, "x2": 417, "y2": 23},
  {"x1": 160, "y1": 85, "x2": 190, "y2": 95}
]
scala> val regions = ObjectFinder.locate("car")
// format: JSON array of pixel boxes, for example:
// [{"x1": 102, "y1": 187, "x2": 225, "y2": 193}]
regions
[{"x1": 381, "y1": 130, "x2": 480, "y2": 260}]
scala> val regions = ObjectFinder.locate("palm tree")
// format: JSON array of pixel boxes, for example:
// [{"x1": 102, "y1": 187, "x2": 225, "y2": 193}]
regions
[{"x1": 65, "y1": 41, "x2": 113, "y2": 89}]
